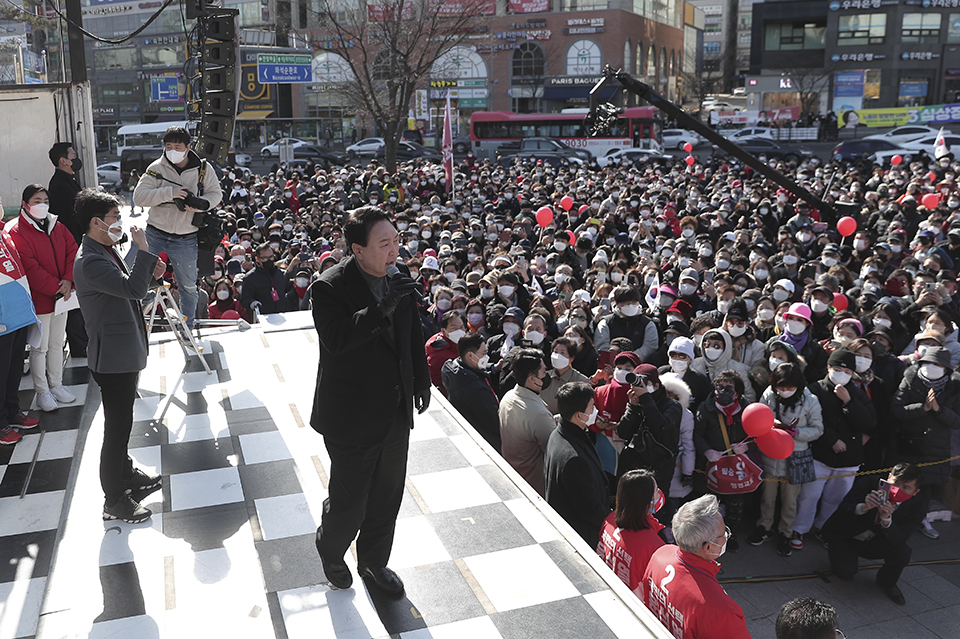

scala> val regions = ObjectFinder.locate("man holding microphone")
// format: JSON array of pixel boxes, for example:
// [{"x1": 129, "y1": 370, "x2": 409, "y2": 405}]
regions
[
  {"x1": 310, "y1": 205, "x2": 431, "y2": 593},
  {"x1": 73, "y1": 189, "x2": 167, "y2": 524}
]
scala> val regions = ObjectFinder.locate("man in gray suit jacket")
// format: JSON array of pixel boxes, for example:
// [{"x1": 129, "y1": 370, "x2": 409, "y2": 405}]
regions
[{"x1": 73, "y1": 189, "x2": 166, "y2": 523}]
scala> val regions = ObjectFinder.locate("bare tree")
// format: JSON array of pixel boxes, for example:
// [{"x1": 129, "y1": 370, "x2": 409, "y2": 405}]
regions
[
  {"x1": 311, "y1": 0, "x2": 488, "y2": 171},
  {"x1": 778, "y1": 63, "x2": 837, "y2": 121},
  {"x1": 682, "y1": 66, "x2": 722, "y2": 121}
]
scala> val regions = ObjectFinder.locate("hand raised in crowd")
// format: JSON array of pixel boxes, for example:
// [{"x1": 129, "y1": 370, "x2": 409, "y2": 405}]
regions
[
  {"x1": 379, "y1": 272, "x2": 419, "y2": 316},
  {"x1": 129, "y1": 226, "x2": 148, "y2": 251},
  {"x1": 152, "y1": 258, "x2": 167, "y2": 281},
  {"x1": 924, "y1": 388, "x2": 940, "y2": 412},
  {"x1": 57, "y1": 279, "x2": 72, "y2": 300},
  {"x1": 705, "y1": 449, "x2": 723, "y2": 463},
  {"x1": 833, "y1": 383, "x2": 850, "y2": 404},
  {"x1": 863, "y1": 489, "x2": 884, "y2": 511},
  {"x1": 732, "y1": 442, "x2": 749, "y2": 455}
]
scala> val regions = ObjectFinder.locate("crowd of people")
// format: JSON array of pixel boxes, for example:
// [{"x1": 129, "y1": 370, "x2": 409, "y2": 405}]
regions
[{"x1": 2, "y1": 127, "x2": 960, "y2": 633}]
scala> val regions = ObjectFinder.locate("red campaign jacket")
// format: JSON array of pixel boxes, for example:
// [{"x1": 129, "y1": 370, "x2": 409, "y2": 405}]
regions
[
  {"x1": 597, "y1": 512, "x2": 664, "y2": 594},
  {"x1": 642, "y1": 545, "x2": 750, "y2": 639},
  {"x1": 425, "y1": 331, "x2": 460, "y2": 396},
  {"x1": 5, "y1": 213, "x2": 78, "y2": 315}
]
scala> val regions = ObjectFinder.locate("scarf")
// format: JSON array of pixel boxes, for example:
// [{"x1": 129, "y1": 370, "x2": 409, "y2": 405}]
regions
[
  {"x1": 716, "y1": 400, "x2": 741, "y2": 423},
  {"x1": 919, "y1": 368, "x2": 950, "y2": 395},
  {"x1": 779, "y1": 327, "x2": 809, "y2": 353}
]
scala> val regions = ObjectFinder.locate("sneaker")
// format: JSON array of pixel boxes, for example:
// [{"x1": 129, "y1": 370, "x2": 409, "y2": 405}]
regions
[
  {"x1": 34, "y1": 391, "x2": 58, "y2": 412},
  {"x1": 49, "y1": 386, "x2": 76, "y2": 404},
  {"x1": 0, "y1": 427, "x2": 22, "y2": 445},
  {"x1": 777, "y1": 533, "x2": 793, "y2": 556},
  {"x1": 9, "y1": 411, "x2": 38, "y2": 429},
  {"x1": 103, "y1": 495, "x2": 152, "y2": 524},
  {"x1": 920, "y1": 519, "x2": 940, "y2": 540},
  {"x1": 790, "y1": 532, "x2": 804, "y2": 550},
  {"x1": 748, "y1": 526, "x2": 771, "y2": 546},
  {"x1": 813, "y1": 527, "x2": 828, "y2": 548},
  {"x1": 125, "y1": 468, "x2": 162, "y2": 496},
  {"x1": 727, "y1": 534, "x2": 740, "y2": 553}
]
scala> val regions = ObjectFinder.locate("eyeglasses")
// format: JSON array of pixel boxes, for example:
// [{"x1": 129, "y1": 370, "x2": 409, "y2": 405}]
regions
[
  {"x1": 836, "y1": 630, "x2": 846, "y2": 639},
  {"x1": 705, "y1": 526, "x2": 732, "y2": 548},
  {"x1": 715, "y1": 385, "x2": 735, "y2": 394}
]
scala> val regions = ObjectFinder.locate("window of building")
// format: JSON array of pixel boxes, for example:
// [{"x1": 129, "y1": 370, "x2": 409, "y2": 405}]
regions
[
  {"x1": 764, "y1": 22, "x2": 825, "y2": 50},
  {"x1": 703, "y1": 41, "x2": 722, "y2": 55},
  {"x1": 739, "y1": 14, "x2": 752, "y2": 29},
  {"x1": 646, "y1": 44, "x2": 656, "y2": 78},
  {"x1": 623, "y1": 39, "x2": 632, "y2": 72},
  {"x1": 566, "y1": 40, "x2": 602, "y2": 76},
  {"x1": 705, "y1": 21, "x2": 722, "y2": 33},
  {"x1": 949, "y1": 14, "x2": 960, "y2": 43},
  {"x1": 837, "y1": 13, "x2": 886, "y2": 45},
  {"x1": 898, "y1": 76, "x2": 929, "y2": 106},
  {"x1": 901, "y1": 13, "x2": 941, "y2": 43},
  {"x1": 739, "y1": 34, "x2": 751, "y2": 44},
  {"x1": 512, "y1": 42, "x2": 544, "y2": 78},
  {"x1": 93, "y1": 48, "x2": 138, "y2": 71},
  {"x1": 141, "y1": 45, "x2": 184, "y2": 68},
  {"x1": 561, "y1": 0, "x2": 607, "y2": 10},
  {"x1": 635, "y1": 43, "x2": 643, "y2": 75},
  {"x1": 97, "y1": 83, "x2": 141, "y2": 102}
]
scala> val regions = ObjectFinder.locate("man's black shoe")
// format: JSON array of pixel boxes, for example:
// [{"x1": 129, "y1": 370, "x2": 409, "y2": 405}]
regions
[
  {"x1": 126, "y1": 468, "x2": 162, "y2": 496},
  {"x1": 103, "y1": 495, "x2": 152, "y2": 524},
  {"x1": 359, "y1": 565, "x2": 404, "y2": 594},
  {"x1": 880, "y1": 583, "x2": 905, "y2": 605},
  {"x1": 315, "y1": 529, "x2": 352, "y2": 589}
]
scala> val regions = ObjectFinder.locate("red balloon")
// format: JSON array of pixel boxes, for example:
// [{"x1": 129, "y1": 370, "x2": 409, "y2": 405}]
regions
[
  {"x1": 683, "y1": 142, "x2": 693, "y2": 153},
  {"x1": 578, "y1": 204, "x2": 590, "y2": 215},
  {"x1": 891, "y1": 154, "x2": 903, "y2": 165},
  {"x1": 560, "y1": 195, "x2": 574, "y2": 211},
  {"x1": 757, "y1": 428, "x2": 794, "y2": 460},
  {"x1": 921, "y1": 193, "x2": 941, "y2": 209},
  {"x1": 927, "y1": 171, "x2": 938, "y2": 182},
  {"x1": 837, "y1": 216, "x2": 857, "y2": 237},
  {"x1": 566, "y1": 230, "x2": 576, "y2": 245},
  {"x1": 685, "y1": 155, "x2": 695, "y2": 166},
  {"x1": 221, "y1": 310, "x2": 241, "y2": 320},
  {"x1": 742, "y1": 402, "x2": 774, "y2": 438},
  {"x1": 833, "y1": 292, "x2": 848, "y2": 311},
  {"x1": 535, "y1": 206, "x2": 554, "y2": 227}
]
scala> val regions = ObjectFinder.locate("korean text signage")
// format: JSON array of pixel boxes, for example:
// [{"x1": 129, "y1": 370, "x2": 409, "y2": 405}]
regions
[
  {"x1": 564, "y1": 17, "x2": 604, "y2": 35},
  {"x1": 508, "y1": 0, "x2": 548, "y2": 13},
  {"x1": 836, "y1": 103, "x2": 960, "y2": 128},
  {"x1": 257, "y1": 53, "x2": 312, "y2": 83}
]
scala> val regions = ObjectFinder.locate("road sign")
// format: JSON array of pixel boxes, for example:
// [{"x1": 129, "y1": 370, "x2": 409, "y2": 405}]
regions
[
  {"x1": 257, "y1": 53, "x2": 313, "y2": 84},
  {"x1": 151, "y1": 76, "x2": 180, "y2": 102}
]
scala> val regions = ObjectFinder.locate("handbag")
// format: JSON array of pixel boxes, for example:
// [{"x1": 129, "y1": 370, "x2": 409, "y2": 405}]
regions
[
  {"x1": 787, "y1": 448, "x2": 815, "y2": 485},
  {"x1": 617, "y1": 427, "x2": 675, "y2": 478}
]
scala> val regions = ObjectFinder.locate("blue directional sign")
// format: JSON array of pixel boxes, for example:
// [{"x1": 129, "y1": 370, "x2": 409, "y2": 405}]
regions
[
  {"x1": 257, "y1": 53, "x2": 313, "y2": 84},
  {"x1": 151, "y1": 76, "x2": 180, "y2": 102}
]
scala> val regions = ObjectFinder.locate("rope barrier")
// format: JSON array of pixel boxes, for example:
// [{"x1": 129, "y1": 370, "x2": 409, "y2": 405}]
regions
[
  {"x1": 692, "y1": 454, "x2": 960, "y2": 483},
  {"x1": 718, "y1": 558, "x2": 960, "y2": 585}
]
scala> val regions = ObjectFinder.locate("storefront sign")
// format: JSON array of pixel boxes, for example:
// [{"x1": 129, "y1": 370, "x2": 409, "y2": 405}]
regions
[
  {"x1": 496, "y1": 29, "x2": 551, "y2": 40},
  {"x1": 564, "y1": 26, "x2": 604, "y2": 34},
  {"x1": 566, "y1": 17, "x2": 604, "y2": 26},
  {"x1": 828, "y1": 0, "x2": 897, "y2": 9},
  {"x1": 430, "y1": 79, "x2": 486, "y2": 88},
  {"x1": 830, "y1": 52, "x2": 887, "y2": 62},
  {"x1": 901, "y1": 51, "x2": 940, "y2": 60},
  {"x1": 508, "y1": 0, "x2": 549, "y2": 13},
  {"x1": 836, "y1": 102, "x2": 960, "y2": 128},
  {"x1": 430, "y1": 0, "x2": 495, "y2": 15},
  {"x1": 546, "y1": 76, "x2": 600, "y2": 86},
  {"x1": 94, "y1": 106, "x2": 117, "y2": 118}
]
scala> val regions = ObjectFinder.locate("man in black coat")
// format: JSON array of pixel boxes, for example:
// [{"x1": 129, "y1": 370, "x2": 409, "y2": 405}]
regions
[
  {"x1": 821, "y1": 463, "x2": 927, "y2": 605},
  {"x1": 544, "y1": 381, "x2": 611, "y2": 547},
  {"x1": 310, "y1": 206, "x2": 431, "y2": 594},
  {"x1": 239, "y1": 243, "x2": 289, "y2": 318},
  {"x1": 441, "y1": 333, "x2": 501, "y2": 452},
  {"x1": 48, "y1": 142, "x2": 87, "y2": 356}
]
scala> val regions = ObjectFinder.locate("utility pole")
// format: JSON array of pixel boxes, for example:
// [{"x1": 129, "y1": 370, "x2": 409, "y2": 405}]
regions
[{"x1": 65, "y1": 0, "x2": 86, "y2": 81}]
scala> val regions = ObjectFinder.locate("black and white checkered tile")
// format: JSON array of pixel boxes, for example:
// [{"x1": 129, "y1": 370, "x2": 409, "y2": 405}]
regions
[{"x1": 19, "y1": 313, "x2": 669, "y2": 639}]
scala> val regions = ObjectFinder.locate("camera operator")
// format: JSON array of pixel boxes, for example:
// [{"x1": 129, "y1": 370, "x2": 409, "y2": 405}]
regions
[{"x1": 132, "y1": 126, "x2": 222, "y2": 329}]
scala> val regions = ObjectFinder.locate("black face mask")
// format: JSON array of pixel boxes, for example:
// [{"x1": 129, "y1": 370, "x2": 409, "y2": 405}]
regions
[
  {"x1": 260, "y1": 259, "x2": 275, "y2": 270},
  {"x1": 715, "y1": 387, "x2": 736, "y2": 406},
  {"x1": 538, "y1": 372, "x2": 552, "y2": 392},
  {"x1": 71, "y1": 157, "x2": 82, "y2": 172}
]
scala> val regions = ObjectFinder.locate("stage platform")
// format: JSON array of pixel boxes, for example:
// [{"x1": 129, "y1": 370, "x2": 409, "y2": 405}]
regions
[{"x1": 1, "y1": 312, "x2": 678, "y2": 639}]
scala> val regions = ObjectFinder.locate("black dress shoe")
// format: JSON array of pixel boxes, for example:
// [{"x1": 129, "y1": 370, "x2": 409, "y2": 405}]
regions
[
  {"x1": 358, "y1": 565, "x2": 404, "y2": 594},
  {"x1": 880, "y1": 583, "x2": 905, "y2": 606},
  {"x1": 315, "y1": 530, "x2": 352, "y2": 590}
]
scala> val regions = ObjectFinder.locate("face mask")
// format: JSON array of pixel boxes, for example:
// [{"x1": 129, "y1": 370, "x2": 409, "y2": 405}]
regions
[
  {"x1": 216, "y1": 289, "x2": 230, "y2": 300},
  {"x1": 555, "y1": 272, "x2": 569, "y2": 285},
  {"x1": 499, "y1": 284, "x2": 515, "y2": 298},
  {"x1": 613, "y1": 368, "x2": 631, "y2": 384},
  {"x1": 270, "y1": 243, "x2": 280, "y2": 251},
  {"x1": 407, "y1": 241, "x2": 419, "y2": 252},
  {"x1": 705, "y1": 346, "x2": 724, "y2": 361},
  {"x1": 785, "y1": 320, "x2": 806, "y2": 335},
  {"x1": 524, "y1": 330, "x2": 544, "y2": 345},
  {"x1": 503, "y1": 323, "x2": 520, "y2": 337},
  {"x1": 240, "y1": 240, "x2": 251, "y2": 249},
  {"x1": 661, "y1": 249, "x2": 673, "y2": 259},
  {"x1": 777, "y1": 388, "x2": 797, "y2": 399},
  {"x1": 480, "y1": 287, "x2": 494, "y2": 300},
  {"x1": 728, "y1": 324, "x2": 746, "y2": 337},
  {"x1": 873, "y1": 317, "x2": 892, "y2": 329},
  {"x1": 678, "y1": 257, "x2": 691, "y2": 268},
  {"x1": 716, "y1": 259, "x2": 731, "y2": 271},
  {"x1": 810, "y1": 299, "x2": 829, "y2": 314},
  {"x1": 213, "y1": 269, "x2": 223, "y2": 279},
  {"x1": 834, "y1": 332, "x2": 852, "y2": 346},
  {"x1": 444, "y1": 272, "x2": 457, "y2": 283},
  {"x1": 583, "y1": 407, "x2": 598, "y2": 426},
  {"x1": 436, "y1": 298, "x2": 452, "y2": 311},
  {"x1": 783, "y1": 254, "x2": 799, "y2": 266},
  {"x1": 101, "y1": 219, "x2": 123, "y2": 242},
  {"x1": 752, "y1": 308, "x2": 774, "y2": 323},
  {"x1": 828, "y1": 369, "x2": 852, "y2": 386},
  {"x1": 675, "y1": 282, "x2": 696, "y2": 297},
  {"x1": 821, "y1": 256, "x2": 837, "y2": 268},
  {"x1": 715, "y1": 387, "x2": 736, "y2": 406},
  {"x1": 467, "y1": 313, "x2": 484, "y2": 326},
  {"x1": 446, "y1": 329, "x2": 465, "y2": 344},
  {"x1": 889, "y1": 485, "x2": 915, "y2": 505},
  {"x1": 681, "y1": 228, "x2": 694, "y2": 238},
  {"x1": 27, "y1": 203, "x2": 50, "y2": 220},
  {"x1": 855, "y1": 356, "x2": 872, "y2": 373},
  {"x1": 619, "y1": 304, "x2": 640, "y2": 317},
  {"x1": 920, "y1": 363, "x2": 945, "y2": 380},
  {"x1": 768, "y1": 356, "x2": 785, "y2": 371},
  {"x1": 537, "y1": 372, "x2": 552, "y2": 391},
  {"x1": 890, "y1": 244, "x2": 902, "y2": 254},
  {"x1": 295, "y1": 276, "x2": 312, "y2": 288},
  {"x1": 422, "y1": 230, "x2": 432, "y2": 239},
  {"x1": 670, "y1": 357, "x2": 689, "y2": 373},
  {"x1": 551, "y1": 353, "x2": 570, "y2": 370},
  {"x1": 283, "y1": 224, "x2": 294, "y2": 232},
  {"x1": 475, "y1": 353, "x2": 490, "y2": 369},
  {"x1": 165, "y1": 149, "x2": 187, "y2": 164}
]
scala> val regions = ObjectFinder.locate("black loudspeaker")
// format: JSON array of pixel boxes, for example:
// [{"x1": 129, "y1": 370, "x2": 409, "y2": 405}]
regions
[
  {"x1": 185, "y1": 0, "x2": 207, "y2": 19},
  {"x1": 206, "y1": 14, "x2": 236, "y2": 42},
  {"x1": 204, "y1": 42, "x2": 235, "y2": 66},
  {"x1": 203, "y1": 91, "x2": 235, "y2": 117},
  {"x1": 204, "y1": 66, "x2": 236, "y2": 92},
  {"x1": 196, "y1": 136, "x2": 230, "y2": 165},
  {"x1": 201, "y1": 115, "x2": 232, "y2": 138}
]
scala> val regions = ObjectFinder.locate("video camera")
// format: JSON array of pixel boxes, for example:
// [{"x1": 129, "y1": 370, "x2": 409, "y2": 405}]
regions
[
  {"x1": 624, "y1": 372, "x2": 649, "y2": 387},
  {"x1": 174, "y1": 192, "x2": 211, "y2": 213}
]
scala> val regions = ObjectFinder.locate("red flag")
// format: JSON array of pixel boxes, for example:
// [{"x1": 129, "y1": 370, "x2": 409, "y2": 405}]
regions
[{"x1": 442, "y1": 90, "x2": 453, "y2": 194}]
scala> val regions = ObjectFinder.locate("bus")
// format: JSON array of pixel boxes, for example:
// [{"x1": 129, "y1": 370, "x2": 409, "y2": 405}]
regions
[
  {"x1": 469, "y1": 107, "x2": 662, "y2": 160},
  {"x1": 116, "y1": 121, "x2": 193, "y2": 155}
]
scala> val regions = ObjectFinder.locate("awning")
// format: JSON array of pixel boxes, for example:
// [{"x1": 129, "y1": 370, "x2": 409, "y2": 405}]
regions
[{"x1": 236, "y1": 110, "x2": 274, "y2": 120}]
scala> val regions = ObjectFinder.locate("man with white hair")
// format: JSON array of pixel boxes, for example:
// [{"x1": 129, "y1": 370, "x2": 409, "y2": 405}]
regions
[{"x1": 642, "y1": 495, "x2": 749, "y2": 638}]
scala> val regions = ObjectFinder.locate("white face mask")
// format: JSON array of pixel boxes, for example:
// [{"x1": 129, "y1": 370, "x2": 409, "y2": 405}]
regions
[
  {"x1": 777, "y1": 388, "x2": 796, "y2": 398},
  {"x1": 828, "y1": 369, "x2": 852, "y2": 386},
  {"x1": 785, "y1": 320, "x2": 807, "y2": 335},
  {"x1": 481, "y1": 287, "x2": 494, "y2": 299},
  {"x1": 444, "y1": 272, "x2": 457, "y2": 283},
  {"x1": 821, "y1": 256, "x2": 837, "y2": 268},
  {"x1": 920, "y1": 363, "x2": 945, "y2": 380},
  {"x1": 834, "y1": 332, "x2": 852, "y2": 347},
  {"x1": 613, "y1": 368, "x2": 631, "y2": 384},
  {"x1": 679, "y1": 282, "x2": 697, "y2": 297},
  {"x1": 728, "y1": 324, "x2": 746, "y2": 337},
  {"x1": 101, "y1": 219, "x2": 123, "y2": 242},
  {"x1": 446, "y1": 329, "x2": 465, "y2": 344},
  {"x1": 216, "y1": 289, "x2": 230, "y2": 300},
  {"x1": 783, "y1": 254, "x2": 799, "y2": 266},
  {"x1": 873, "y1": 317, "x2": 892, "y2": 329},
  {"x1": 704, "y1": 347, "x2": 723, "y2": 361},
  {"x1": 499, "y1": 284, "x2": 515, "y2": 298},
  {"x1": 551, "y1": 353, "x2": 570, "y2": 370},
  {"x1": 758, "y1": 308, "x2": 775, "y2": 322},
  {"x1": 467, "y1": 313, "x2": 484, "y2": 326},
  {"x1": 476, "y1": 353, "x2": 490, "y2": 369},
  {"x1": 810, "y1": 299, "x2": 829, "y2": 314},
  {"x1": 583, "y1": 407, "x2": 598, "y2": 426},
  {"x1": 717, "y1": 300, "x2": 730, "y2": 314},
  {"x1": 503, "y1": 323, "x2": 520, "y2": 337},
  {"x1": 855, "y1": 239, "x2": 868, "y2": 251},
  {"x1": 27, "y1": 203, "x2": 49, "y2": 220},
  {"x1": 754, "y1": 269, "x2": 768, "y2": 281},
  {"x1": 524, "y1": 330, "x2": 544, "y2": 345},
  {"x1": 773, "y1": 288, "x2": 790, "y2": 302},
  {"x1": 295, "y1": 277, "x2": 309, "y2": 288},
  {"x1": 165, "y1": 148, "x2": 187, "y2": 164},
  {"x1": 611, "y1": 272, "x2": 623, "y2": 283},
  {"x1": 769, "y1": 356, "x2": 784, "y2": 371},
  {"x1": 670, "y1": 357, "x2": 689, "y2": 373},
  {"x1": 707, "y1": 537, "x2": 727, "y2": 559},
  {"x1": 855, "y1": 356, "x2": 872, "y2": 373},
  {"x1": 716, "y1": 259, "x2": 731, "y2": 271},
  {"x1": 555, "y1": 272, "x2": 569, "y2": 285},
  {"x1": 619, "y1": 304, "x2": 640, "y2": 317}
]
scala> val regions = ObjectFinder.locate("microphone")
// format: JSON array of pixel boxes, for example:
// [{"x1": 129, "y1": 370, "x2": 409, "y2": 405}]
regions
[{"x1": 386, "y1": 264, "x2": 425, "y2": 305}]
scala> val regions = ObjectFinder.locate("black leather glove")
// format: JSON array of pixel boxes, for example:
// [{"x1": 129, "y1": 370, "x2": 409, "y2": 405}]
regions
[
  {"x1": 681, "y1": 474, "x2": 693, "y2": 487},
  {"x1": 378, "y1": 274, "x2": 418, "y2": 316},
  {"x1": 415, "y1": 388, "x2": 431, "y2": 414}
]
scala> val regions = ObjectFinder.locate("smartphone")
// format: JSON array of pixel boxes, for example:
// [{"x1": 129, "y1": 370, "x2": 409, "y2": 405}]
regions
[
  {"x1": 598, "y1": 350, "x2": 615, "y2": 370},
  {"x1": 449, "y1": 221, "x2": 461, "y2": 231},
  {"x1": 925, "y1": 281, "x2": 937, "y2": 292},
  {"x1": 878, "y1": 479, "x2": 893, "y2": 504},
  {"x1": 559, "y1": 291, "x2": 570, "y2": 302},
  {"x1": 704, "y1": 270, "x2": 715, "y2": 284},
  {"x1": 499, "y1": 229, "x2": 512, "y2": 244},
  {"x1": 813, "y1": 222, "x2": 828, "y2": 233}
]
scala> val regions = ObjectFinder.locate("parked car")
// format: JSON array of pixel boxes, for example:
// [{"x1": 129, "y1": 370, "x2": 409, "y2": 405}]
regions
[
  {"x1": 598, "y1": 147, "x2": 672, "y2": 167},
  {"x1": 453, "y1": 135, "x2": 471, "y2": 153},
  {"x1": 260, "y1": 138, "x2": 309, "y2": 157},
  {"x1": 119, "y1": 147, "x2": 163, "y2": 186},
  {"x1": 831, "y1": 139, "x2": 913, "y2": 165},
  {"x1": 703, "y1": 101, "x2": 741, "y2": 113},
  {"x1": 724, "y1": 127, "x2": 775, "y2": 142},
  {"x1": 97, "y1": 162, "x2": 122, "y2": 186},
  {"x1": 864, "y1": 125, "x2": 947, "y2": 146},
  {"x1": 711, "y1": 138, "x2": 813, "y2": 162},
  {"x1": 897, "y1": 134, "x2": 960, "y2": 157},
  {"x1": 661, "y1": 129, "x2": 703, "y2": 150},
  {"x1": 732, "y1": 87, "x2": 746, "y2": 96},
  {"x1": 227, "y1": 151, "x2": 252, "y2": 167},
  {"x1": 496, "y1": 137, "x2": 592, "y2": 161},
  {"x1": 375, "y1": 141, "x2": 442, "y2": 162},
  {"x1": 497, "y1": 152, "x2": 585, "y2": 168},
  {"x1": 345, "y1": 137, "x2": 385, "y2": 158},
  {"x1": 293, "y1": 145, "x2": 346, "y2": 168}
]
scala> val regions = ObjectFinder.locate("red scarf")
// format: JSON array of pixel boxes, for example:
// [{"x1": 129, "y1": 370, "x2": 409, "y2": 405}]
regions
[
  {"x1": 594, "y1": 378, "x2": 631, "y2": 428},
  {"x1": 716, "y1": 400, "x2": 741, "y2": 423}
]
